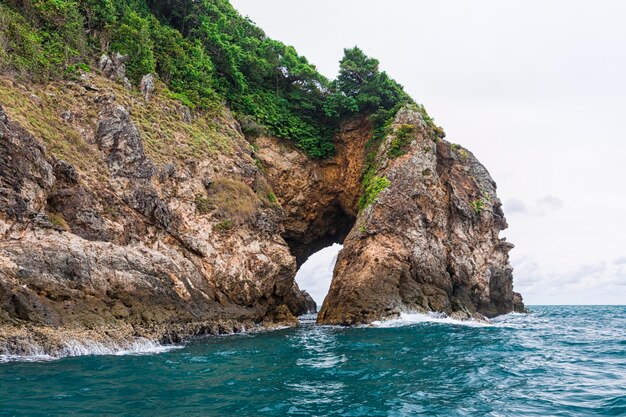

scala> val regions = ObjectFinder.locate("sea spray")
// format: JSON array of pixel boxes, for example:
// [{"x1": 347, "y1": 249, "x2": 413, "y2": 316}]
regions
[
  {"x1": 370, "y1": 311, "x2": 493, "y2": 328},
  {"x1": 0, "y1": 337, "x2": 182, "y2": 363}
]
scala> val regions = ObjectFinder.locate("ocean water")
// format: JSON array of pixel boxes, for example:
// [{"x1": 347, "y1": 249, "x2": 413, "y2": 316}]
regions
[{"x1": 1, "y1": 306, "x2": 625, "y2": 416}]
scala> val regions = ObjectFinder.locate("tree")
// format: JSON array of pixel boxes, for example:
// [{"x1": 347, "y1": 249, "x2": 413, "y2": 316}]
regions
[{"x1": 324, "y1": 46, "x2": 412, "y2": 120}]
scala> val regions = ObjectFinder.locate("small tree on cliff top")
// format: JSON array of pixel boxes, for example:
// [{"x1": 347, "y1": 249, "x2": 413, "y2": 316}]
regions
[{"x1": 324, "y1": 46, "x2": 412, "y2": 120}]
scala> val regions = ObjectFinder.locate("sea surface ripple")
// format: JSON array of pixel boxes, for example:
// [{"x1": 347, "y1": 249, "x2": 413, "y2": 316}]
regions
[{"x1": 1, "y1": 306, "x2": 625, "y2": 416}]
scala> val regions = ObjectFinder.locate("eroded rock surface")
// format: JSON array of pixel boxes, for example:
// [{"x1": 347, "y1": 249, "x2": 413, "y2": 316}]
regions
[
  {"x1": 257, "y1": 117, "x2": 370, "y2": 265},
  {"x1": 0, "y1": 80, "x2": 313, "y2": 355},
  {"x1": 317, "y1": 108, "x2": 524, "y2": 324}
]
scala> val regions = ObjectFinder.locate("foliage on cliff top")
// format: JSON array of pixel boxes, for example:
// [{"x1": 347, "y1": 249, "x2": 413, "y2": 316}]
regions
[{"x1": 0, "y1": 0, "x2": 438, "y2": 158}]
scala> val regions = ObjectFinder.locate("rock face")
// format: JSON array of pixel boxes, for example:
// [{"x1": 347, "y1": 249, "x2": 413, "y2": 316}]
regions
[
  {"x1": 0, "y1": 74, "x2": 314, "y2": 355},
  {"x1": 257, "y1": 117, "x2": 370, "y2": 266},
  {"x1": 258, "y1": 108, "x2": 524, "y2": 325},
  {"x1": 316, "y1": 108, "x2": 524, "y2": 324},
  {"x1": 0, "y1": 72, "x2": 523, "y2": 354},
  {"x1": 98, "y1": 53, "x2": 132, "y2": 89}
]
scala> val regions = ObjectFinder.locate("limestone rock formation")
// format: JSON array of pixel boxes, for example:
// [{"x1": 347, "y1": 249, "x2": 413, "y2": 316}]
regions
[
  {"x1": 140, "y1": 74, "x2": 155, "y2": 101},
  {"x1": 257, "y1": 117, "x2": 371, "y2": 266},
  {"x1": 98, "y1": 53, "x2": 132, "y2": 90},
  {"x1": 258, "y1": 108, "x2": 524, "y2": 325},
  {"x1": 0, "y1": 70, "x2": 523, "y2": 355},
  {"x1": 316, "y1": 108, "x2": 524, "y2": 324},
  {"x1": 0, "y1": 75, "x2": 315, "y2": 355}
]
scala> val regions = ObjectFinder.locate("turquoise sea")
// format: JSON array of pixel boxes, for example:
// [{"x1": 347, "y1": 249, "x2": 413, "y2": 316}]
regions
[{"x1": 1, "y1": 306, "x2": 625, "y2": 416}]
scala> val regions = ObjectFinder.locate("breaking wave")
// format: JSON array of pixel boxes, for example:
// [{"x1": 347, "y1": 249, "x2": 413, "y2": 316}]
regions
[
  {"x1": 0, "y1": 338, "x2": 182, "y2": 363},
  {"x1": 370, "y1": 310, "x2": 530, "y2": 328}
]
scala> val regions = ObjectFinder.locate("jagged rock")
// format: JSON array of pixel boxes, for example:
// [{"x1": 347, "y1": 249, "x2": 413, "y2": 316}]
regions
[
  {"x1": 262, "y1": 304, "x2": 298, "y2": 328},
  {"x1": 258, "y1": 107, "x2": 523, "y2": 325},
  {"x1": 124, "y1": 185, "x2": 178, "y2": 232},
  {"x1": 98, "y1": 53, "x2": 131, "y2": 89},
  {"x1": 256, "y1": 117, "x2": 370, "y2": 266},
  {"x1": 0, "y1": 71, "x2": 522, "y2": 356},
  {"x1": 317, "y1": 108, "x2": 523, "y2": 324},
  {"x1": 0, "y1": 97, "x2": 313, "y2": 355},
  {"x1": 513, "y1": 292, "x2": 527, "y2": 313},
  {"x1": 53, "y1": 160, "x2": 79, "y2": 184},
  {"x1": 47, "y1": 186, "x2": 112, "y2": 242},
  {"x1": 0, "y1": 105, "x2": 55, "y2": 220},
  {"x1": 284, "y1": 283, "x2": 317, "y2": 315},
  {"x1": 140, "y1": 74, "x2": 155, "y2": 101},
  {"x1": 158, "y1": 163, "x2": 177, "y2": 182},
  {"x1": 180, "y1": 106, "x2": 192, "y2": 123},
  {"x1": 95, "y1": 104, "x2": 155, "y2": 179}
]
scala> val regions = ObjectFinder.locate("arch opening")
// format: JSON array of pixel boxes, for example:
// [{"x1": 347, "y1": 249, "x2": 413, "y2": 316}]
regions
[
  {"x1": 283, "y1": 201, "x2": 355, "y2": 315},
  {"x1": 294, "y1": 243, "x2": 342, "y2": 312}
]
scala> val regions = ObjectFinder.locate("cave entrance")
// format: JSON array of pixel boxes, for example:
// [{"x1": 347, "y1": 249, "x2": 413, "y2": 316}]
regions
[
  {"x1": 294, "y1": 243, "x2": 343, "y2": 310},
  {"x1": 284, "y1": 201, "x2": 355, "y2": 268}
]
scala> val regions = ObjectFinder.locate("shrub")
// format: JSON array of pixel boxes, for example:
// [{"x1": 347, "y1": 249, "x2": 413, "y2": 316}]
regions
[
  {"x1": 47, "y1": 212, "x2": 69, "y2": 230},
  {"x1": 206, "y1": 178, "x2": 258, "y2": 222},
  {"x1": 388, "y1": 123, "x2": 416, "y2": 159},
  {"x1": 1, "y1": 0, "x2": 443, "y2": 160},
  {"x1": 358, "y1": 175, "x2": 390, "y2": 210},
  {"x1": 111, "y1": 8, "x2": 155, "y2": 84},
  {"x1": 194, "y1": 195, "x2": 212, "y2": 214},
  {"x1": 237, "y1": 114, "x2": 267, "y2": 139},
  {"x1": 470, "y1": 199, "x2": 484, "y2": 215},
  {"x1": 214, "y1": 219, "x2": 234, "y2": 231}
]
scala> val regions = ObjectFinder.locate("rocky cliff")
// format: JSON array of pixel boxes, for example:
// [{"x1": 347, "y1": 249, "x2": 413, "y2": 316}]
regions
[
  {"x1": 0, "y1": 69, "x2": 523, "y2": 355},
  {"x1": 316, "y1": 108, "x2": 525, "y2": 324},
  {"x1": 258, "y1": 108, "x2": 525, "y2": 325},
  {"x1": 0, "y1": 72, "x2": 315, "y2": 356}
]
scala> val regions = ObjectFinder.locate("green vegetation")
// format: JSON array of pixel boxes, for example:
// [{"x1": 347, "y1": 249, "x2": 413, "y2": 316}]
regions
[
  {"x1": 388, "y1": 124, "x2": 416, "y2": 159},
  {"x1": 206, "y1": 178, "x2": 258, "y2": 222},
  {"x1": 470, "y1": 199, "x2": 485, "y2": 215},
  {"x1": 0, "y1": 0, "x2": 442, "y2": 159},
  {"x1": 194, "y1": 195, "x2": 212, "y2": 214},
  {"x1": 450, "y1": 143, "x2": 468, "y2": 161},
  {"x1": 267, "y1": 191, "x2": 278, "y2": 204},
  {"x1": 358, "y1": 175, "x2": 391, "y2": 210},
  {"x1": 214, "y1": 219, "x2": 234, "y2": 231},
  {"x1": 47, "y1": 212, "x2": 69, "y2": 230}
]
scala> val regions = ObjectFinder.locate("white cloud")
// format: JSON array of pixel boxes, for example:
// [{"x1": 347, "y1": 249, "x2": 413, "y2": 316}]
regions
[
  {"x1": 536, "y1": 195, "x2": 564, "y2": 212},
  {"x1": 504, "y1": 198, "x2": 527, "y2": 214},
  {"x1": 505, "y1": 195, "x2": 563, "y2": 217},
  {"x1": 613, "y1": 256, "x2": 626, "y2": 265}
]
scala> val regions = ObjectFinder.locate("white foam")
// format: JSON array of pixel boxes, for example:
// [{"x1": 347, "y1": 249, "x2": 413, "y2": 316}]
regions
[
  {"x1": 0, "y1": 338, "x2": 182, "y2": 363},
  {"x1": 370, "y1": 312, "x2": 493, "y2": 328},
  {"x1": 0, "y1": 354, "x2": 56, "y2": 363}
]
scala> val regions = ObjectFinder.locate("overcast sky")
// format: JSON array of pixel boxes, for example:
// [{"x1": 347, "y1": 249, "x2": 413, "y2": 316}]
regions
[{"x1": 231, "y1": 0, "x2": 626, "y2": 305}]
